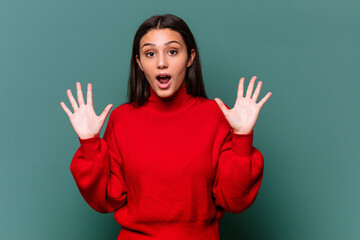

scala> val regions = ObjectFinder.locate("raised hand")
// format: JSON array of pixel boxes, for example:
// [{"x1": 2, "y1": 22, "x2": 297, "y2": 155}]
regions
[
  {"x1": 60, "y1": 82, "x2": 113, "y2": 139},
  {"x1": 214, "y1": 76, "x2": 272, "y2": 135}
]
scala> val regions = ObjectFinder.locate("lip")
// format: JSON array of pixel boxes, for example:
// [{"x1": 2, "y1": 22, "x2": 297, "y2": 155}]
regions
[
  {"x1": 156, "y1": 77, "x2": 171, "y2": 89},
  {"x1": 156, "y1": 73, "x2": 172, "y2": 78}
]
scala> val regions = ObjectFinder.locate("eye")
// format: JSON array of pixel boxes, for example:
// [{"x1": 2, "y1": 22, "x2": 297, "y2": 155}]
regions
[
  {"x1": 145, "y1": 52, "x2": 155, "y2": 57},
  {"x1": 169, "y1": 49, "x2": 178, "y2": 55}
]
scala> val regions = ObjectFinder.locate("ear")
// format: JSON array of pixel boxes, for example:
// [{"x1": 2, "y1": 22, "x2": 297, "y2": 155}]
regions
[
  {"x1": 186, "y1": 49, "x2": 196, "y2": 68},
  {"x1": 136, "y1": 55, "x2": 143, "y2": 71}
]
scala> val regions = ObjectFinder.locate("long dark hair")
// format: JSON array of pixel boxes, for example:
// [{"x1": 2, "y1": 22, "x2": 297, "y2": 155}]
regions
[{"x1": 127, "y1": 14, "x2": 208, "y2": 106}]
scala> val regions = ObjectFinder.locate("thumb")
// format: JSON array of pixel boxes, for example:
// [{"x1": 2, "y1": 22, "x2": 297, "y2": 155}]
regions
[
  {"x1": 99, "y1": 104, "x2": 113, "y2": 121},
  {"x1": 214, "y1": 98, "x2": 229, "y2": 117}
]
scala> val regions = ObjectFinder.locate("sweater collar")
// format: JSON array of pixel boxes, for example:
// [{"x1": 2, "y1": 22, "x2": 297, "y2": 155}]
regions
[{"x1": 147, "y1": 82, "x2": 194, "y2": 112}]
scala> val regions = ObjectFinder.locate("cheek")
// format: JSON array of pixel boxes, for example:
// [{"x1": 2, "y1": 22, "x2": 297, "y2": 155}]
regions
[
  {"x1": 173, "y1": 58, "x2": 189, "y2": 72},
  {"x1": 140, "y1": 62, "x2": 154, "y2": 75}
]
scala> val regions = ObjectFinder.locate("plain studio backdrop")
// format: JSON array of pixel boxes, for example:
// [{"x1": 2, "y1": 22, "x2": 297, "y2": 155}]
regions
[{"x1": 0, "y1": 0, "x2": 359, "y2": 239}]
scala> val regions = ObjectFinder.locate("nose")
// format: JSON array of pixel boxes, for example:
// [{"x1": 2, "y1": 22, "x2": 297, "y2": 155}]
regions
[{"x1": 157, "y1": 53, "x2": 168, "y2": 69}]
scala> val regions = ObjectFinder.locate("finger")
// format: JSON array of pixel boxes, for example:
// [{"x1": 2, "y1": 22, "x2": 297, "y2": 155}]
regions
[
  {"x1": 67, "y1": 89, "x2": 79, "y2": 111},
  {"x1": 237, "y1": 77, "x2": 245, "y2": 98},
  {"x1": 99, "y1": 104, "x2": 113, "y2": 122},
  {"x1": 252, "y1": 81, "x2": 263, "y2": 102},
  {"x1": 245, "y1": 76, "x2": 257, "y2": 99},
  {"x1": 87, "y1": 83, "x2": 93, "y2": 106},
  {"x1": 258, "y1": 92, "x2": 272, "y2": 108},
  {"x1": 77, "y1": 82, "x2": 85, "y2": 106},
  {"x1": 60, "y1": 102, "x2": 73, "y2": 117},
  {"x1": 214, "y1": 98, "x2": 230, "y2": 117}
]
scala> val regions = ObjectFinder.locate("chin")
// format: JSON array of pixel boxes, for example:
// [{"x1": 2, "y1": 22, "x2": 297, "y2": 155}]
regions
[
  {"x1": 150, "y1": 79, "x2": 183, "y2": 98},
  {"x1": 156, "y1": 89, "x2": 175, "y2": 98}
]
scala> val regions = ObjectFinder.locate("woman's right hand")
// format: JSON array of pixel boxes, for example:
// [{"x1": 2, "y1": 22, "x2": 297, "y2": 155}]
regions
[{"x1": 60, "y1": 82, "x2": 113, "y2": 140}]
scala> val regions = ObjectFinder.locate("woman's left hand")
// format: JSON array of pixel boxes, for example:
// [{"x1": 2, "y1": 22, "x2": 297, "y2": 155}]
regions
[{"x1": 214, "y1": 76, "x2": 272, "y2": 135}]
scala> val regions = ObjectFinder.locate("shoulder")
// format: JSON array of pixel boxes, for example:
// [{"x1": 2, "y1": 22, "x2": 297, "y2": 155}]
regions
[
  {"x1": 196, "y1": 97, "x2": 225, "y2": 119},
  {"x1": 108, "y1": 102, "x2": 138, "y2": 123},
  {"x1": 197, "y1": 97, "x2": 231, "y2": 132}
]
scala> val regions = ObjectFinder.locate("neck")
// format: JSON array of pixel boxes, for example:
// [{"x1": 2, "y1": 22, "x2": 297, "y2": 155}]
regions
[{"x1": 146, "y1": 82, "x2": 194, "y2": 112}]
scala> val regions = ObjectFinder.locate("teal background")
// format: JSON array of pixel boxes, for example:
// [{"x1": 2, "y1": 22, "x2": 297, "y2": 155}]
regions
[{"x1": 1, "y1": 0, "x2": 359, "y2": 239}]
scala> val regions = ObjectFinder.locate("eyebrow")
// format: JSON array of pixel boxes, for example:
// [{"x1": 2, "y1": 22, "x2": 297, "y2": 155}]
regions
[{"x1": 141, "y1": 40, "x2": 182, "y2": 49}]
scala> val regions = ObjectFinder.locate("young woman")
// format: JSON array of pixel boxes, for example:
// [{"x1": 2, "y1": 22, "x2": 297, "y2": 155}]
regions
[{"x1": 60, "y1": 14, "x2": 271, "y2": 240}]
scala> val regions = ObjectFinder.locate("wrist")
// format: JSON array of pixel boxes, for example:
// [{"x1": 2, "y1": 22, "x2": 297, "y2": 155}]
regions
[
  {"x1": 231, "y1": 129, "x2": 254, "y2": 156},
  {"x1": 232, "y1": 128, "x2": 253, "y2": 135},
  {"x1": 79, "y1": 133, "x2": 99, "y2": 140}
]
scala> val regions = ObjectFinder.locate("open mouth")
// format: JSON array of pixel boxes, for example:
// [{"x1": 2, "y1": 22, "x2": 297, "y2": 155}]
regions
[
  {"x1": 156, "y1": 74, "x2": 171, "y2": 83},
  {"x1": 156, "y1": 74, "x2": 172, "y2": 89}
]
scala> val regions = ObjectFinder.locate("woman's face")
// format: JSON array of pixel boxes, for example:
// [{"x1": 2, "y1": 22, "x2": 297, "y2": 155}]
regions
[{"x1": 136, "y1": 28, "x2": 195, "y2": 99}]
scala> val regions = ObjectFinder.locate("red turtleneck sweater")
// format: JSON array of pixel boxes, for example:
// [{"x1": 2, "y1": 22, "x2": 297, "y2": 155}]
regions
[{"x1": 70, "y1": 83, "x2": 264, "y2": 240}]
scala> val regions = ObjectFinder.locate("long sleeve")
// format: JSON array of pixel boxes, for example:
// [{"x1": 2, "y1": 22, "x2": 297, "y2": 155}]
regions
[
  {"x1": 212, "y1": 129, "x2": 264, "y2": 214},
  {"x1": 70, "y1": 113, "x2": 127, "y2": 213}
]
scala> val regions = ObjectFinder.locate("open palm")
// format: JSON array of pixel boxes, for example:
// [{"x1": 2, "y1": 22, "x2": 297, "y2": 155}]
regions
[
  {"x1": 215, "y1": 76, "x2": 272, "y2": 135},
  {"x1": 60, "y1": 82, "x2": 113, "y2": 139}
]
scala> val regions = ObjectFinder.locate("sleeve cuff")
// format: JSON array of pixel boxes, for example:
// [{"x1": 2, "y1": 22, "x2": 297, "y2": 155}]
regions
[
  {"x1": 78, "y1": 134, "x2": 101, "y2": 152},
  {"x1": 231, "y1": 129, "x2": 254, "y2": 156}
]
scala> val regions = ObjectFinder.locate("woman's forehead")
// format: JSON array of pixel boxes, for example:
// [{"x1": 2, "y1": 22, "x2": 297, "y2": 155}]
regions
[{"x1": 140, "y1": 29, "x2": 185, "y2": 48}]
